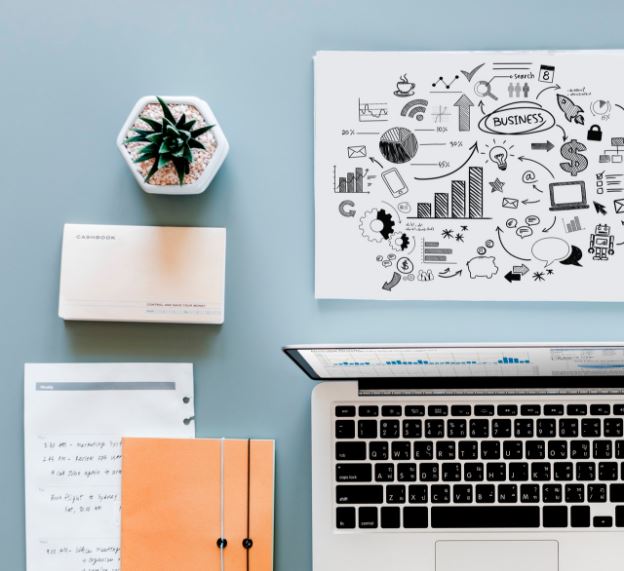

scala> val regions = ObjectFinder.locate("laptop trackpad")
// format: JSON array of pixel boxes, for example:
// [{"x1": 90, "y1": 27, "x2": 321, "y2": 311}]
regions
[{"x1": 436, "y1": 540, "x2": 558, "y2": 571}]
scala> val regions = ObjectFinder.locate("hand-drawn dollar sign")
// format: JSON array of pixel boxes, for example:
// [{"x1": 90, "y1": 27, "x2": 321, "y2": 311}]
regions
[{"x1": 559, "y1": 139, "x2": 588, "y2": 176}]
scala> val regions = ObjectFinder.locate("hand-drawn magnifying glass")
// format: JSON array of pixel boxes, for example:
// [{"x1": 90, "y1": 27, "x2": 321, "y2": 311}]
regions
[{"x1": 474, "y1": 80, "x2": 498, "y2": 100}]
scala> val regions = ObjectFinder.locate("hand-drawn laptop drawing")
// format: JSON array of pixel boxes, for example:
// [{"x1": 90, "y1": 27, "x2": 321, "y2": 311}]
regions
[
  {"x1": 548, "y1": 181, "x2": 590, "y2": 211},
  {"x1": 284, "y1": 343, "x2": 624, "y2": 571}
]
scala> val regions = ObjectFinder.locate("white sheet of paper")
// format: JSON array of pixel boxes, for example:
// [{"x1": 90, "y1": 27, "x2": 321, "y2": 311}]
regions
[
  {"x1": 314, "y1": 50, "x2": 624, "y2": 300},
  {"x1": 24, "y1": 363, "x2": 195, "y2": 571}
]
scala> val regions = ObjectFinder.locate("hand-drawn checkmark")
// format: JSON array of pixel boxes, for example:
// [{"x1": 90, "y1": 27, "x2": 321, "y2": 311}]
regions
[{"x1": 461, "y1": 62, "x2": 485, "y2": 82}]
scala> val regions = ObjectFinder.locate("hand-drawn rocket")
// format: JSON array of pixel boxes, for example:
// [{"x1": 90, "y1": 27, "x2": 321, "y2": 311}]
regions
[{"x1": 557, "y1": 94, "x2": 584, "y2": 125}]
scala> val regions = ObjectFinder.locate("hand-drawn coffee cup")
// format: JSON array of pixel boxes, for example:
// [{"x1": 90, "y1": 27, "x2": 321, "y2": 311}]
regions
[{"x1": 396, "y1": 81, "x2": 415, "y2": 93}]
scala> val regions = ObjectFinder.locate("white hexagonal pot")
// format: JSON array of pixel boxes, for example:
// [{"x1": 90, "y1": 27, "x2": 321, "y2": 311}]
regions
[{"x1": 116, "y1": 95, "x2": 229, "y2": 195}]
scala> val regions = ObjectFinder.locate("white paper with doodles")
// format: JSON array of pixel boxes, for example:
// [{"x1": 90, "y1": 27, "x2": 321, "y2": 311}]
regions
[{"x1": 314, "y1": 50, "x2": 624, "y2": 300}]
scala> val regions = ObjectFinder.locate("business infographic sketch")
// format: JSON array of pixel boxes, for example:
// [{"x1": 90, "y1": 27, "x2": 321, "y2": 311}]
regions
[{"x1": 314, "y1": 51, "x2": 624, "y2": 300}]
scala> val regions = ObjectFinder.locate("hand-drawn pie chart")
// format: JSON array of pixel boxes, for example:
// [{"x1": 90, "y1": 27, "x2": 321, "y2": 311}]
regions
[{"x1": 379, "y1": 127, "x2": 418, "y2": 164}]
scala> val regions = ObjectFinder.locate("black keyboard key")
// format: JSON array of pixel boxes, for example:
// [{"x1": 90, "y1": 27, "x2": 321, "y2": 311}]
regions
[
  {"x1": 405, "y1": 405, "x2": 425, "y2": 417},
  {"x1": 497, "y1": 404, "x2": 518, "y2": 416},
  {"x1": 565, "y1": 484, "x2": 585, "y2": 503},
  {"x1": 559, "y1": 419, "x2": 578, "y2": 438},
  {"x1": 380, "y1": 420, "x2": 400, "y2": 439},
  {"x1": 593, "y1": 440, "x2": 612, "y2": 459},
  {"x1": 571, "y1": 440, "x2": 591, "y2": 460},
  {"x1": 492, "y1": 419, "x2": 512, "y2": 438},
  {"x1": 591, "y1": 404, "x2": 611, "y2": 416},
  {"x1": 382, "y1": 405, "x2": 402, "y2": 417},
  {"x1": 442, "y1": 463, "x2": 461, "y2": 482},
  {"x1": 588, "y1": 483, "x2": 607, "y2": 502},
  {"x1": 571, "y1": 505, "x2": 590, "y2": 528},
  {"x1": 554, "y1": 462, "x2": 573, "y2": 481},
  {"x1": 470, "y1": 419, "x2": 489, "y2": 438},
  {"x1": 358, "y1": 506, "x2": 377, "y2": 529},
  {"x1": 431, "y1": 485, "x2": 451, "y2": 503},
  {"x1": 514, "y1": 419, "x2": 534, "y2": 438},
  {"x1": 614, "y1": 405, "x2": 624, "y2": 416},
  {"x1": 509, "y1": 462, "x2": 529, "y2": 481},
  {"x1": 526, "y1": 440, "x2": 546, "y2": 459},
  {"x1": 474, "y1": 405, "x2": 495, "y2": 416},
  {"x1": 403, "y1": 507, "x2": 428, "y2": 528},
  {"x1": 451, "y1": 405, "x2": 471, "y2": 416},
  {"x1": 336, "y1": 442, "x2": 366, "y2": 461},
  {"x1": 335, "y1": 406, "x2": 355, "y2": 417},
  {"x1": 391, "y1": 441, "x2": 411, "y2": 460},
  {"x1": 475, "y1": 484, "x2": 496, "y2": 503},
  {"x1": 521, "y1": 405, "x2": 541, "y2": 416},
  {"x1": 531, "y1": 462, "x2": 551, "y2": 481},
  {"x1": 503, "y1": 441, "x2": 523, "y2": 460},
  {"x1": 481, "y1": 441, "x2": 500, "y2": 459},
  {"x1": 425, "y1": 420, "x2": 445, "y2": 438},
  {"x1": 408, "y1": 485, "x2": 428, "y2": 504},
  {"x1": 397, "y1": 463, "x2": 417, "y2": 482},
  {"x1": 419, "y1": 463, "x2": 440, "y2": 482},
  {"x1": 413, "y1": 442, "x2": 434, "y2": 460},
  {"x1": 543, "y1": 506, "x2": 568, "y2": 527},
  {"x1": 548, "y1": 440, "x2": 567, "y2": 460},
  {"x1": 386, "y1": 485, "x2": 406, "y2": 504},
  {"x1": 369, "y1": 442, "x2": 388, "y2": 461},
  {"x1": 594, "y1": 516, "x2": 613, "y2": 528},
  {"x1": 336, "y1": 507, "x2": 355, "y2": 528},
  {"x1": 336, "y1": 463, "x2": 372, "y2": 482},
  {"x1": 581, "y1": 419, "x2": 601, "y2": 438},
  {"x1": 402, "y1": 419, "x2": 422, "y2": 439},
  {"x1": 576, "y1": 462, "x2": 596, "y2": 481},
  {"x1": 520, "y1": 484, "x2": 540, "y2": 503},
  {"x1": 486, "y1": 462, "x2": 506, "y2": 481},
  {"x1": 617, "y1": 506, "x2": 624, "y2": 527},
  {"x1": 459, "y1": 441, "x2": 479, "y2": 460},
  {"x1": 536, "y1": 419, "x2": 556, "y2": 438},
  {"x1": 428, "y1": 405, "x2": 448, "y2": 416},
  {"x1": 374, "y1": 463, "x2": 394, "y2": 482},
  {"x1": 567, "y1": 404, "x2": 587, "y2": 416},
  {"x1": 358, "y1": 405, "x2": 378, "y2": 417},
  {"x1": 336, "y1": 420, "x2": 355, "y2": 439},
  {"x1": 464, "y1": 462, "x2": 484, "y2": 482},
  {"x1": 447, "y1": 419, "x2": 467, "y2": 438},
  {"x1": 358, "y1": 420, "x2": 377, "y2": 439},
  {"x1": 498, "y1": 484, "x2": 518, "y2": 503},
  {"x1": 336, "y1": 485, "x2": 383, "y2": 504},
  {"x1": 544, "y1": 404, "x2": 564, "y2": 416},
  {"x1": 431, "y1": 506, "x2": 539, "y2": 528},
  {"x1": 453, "y1": 484, "x2": 473, "y2": 503},
  {"x1": 436, "y1": 441, "x2": 456, "y2": 460},
  {"x1": 604, "y1": 418, "x2": 623, "y2": 437},
  {"x1": 599, "y1": 462, "x2": 618, "y2": 481},
  {"x1": 610, "y1": 484, "x2": 624, "y2": 502},
  {"x1": 617, "y1": 441, "x2": 624, "y2": 459},
  {"x1": 543, "y1": 484, "x2": 563, "y2": 503},
  {"x1": 380, "y1": 506, "x2": 400, "y2": 528}
]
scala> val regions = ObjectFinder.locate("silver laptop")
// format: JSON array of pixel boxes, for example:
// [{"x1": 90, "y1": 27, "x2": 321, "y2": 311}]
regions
[{"x1": 284, "y1": 343, "x2": 624, "y2": 571}]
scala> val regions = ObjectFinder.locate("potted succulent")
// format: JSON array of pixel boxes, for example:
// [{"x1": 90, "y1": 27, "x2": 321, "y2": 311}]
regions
[{"x1": 117, "y1": 96, "x2": 229, "y2": 195}]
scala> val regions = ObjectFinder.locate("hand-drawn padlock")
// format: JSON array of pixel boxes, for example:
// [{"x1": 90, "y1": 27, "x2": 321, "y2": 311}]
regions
[{"x1": 588, "y1": 124, "x2": 603, "y2": 142}]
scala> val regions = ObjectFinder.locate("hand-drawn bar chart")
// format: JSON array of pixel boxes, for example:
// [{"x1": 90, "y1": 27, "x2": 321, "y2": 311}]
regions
[
  {"x1": 333, "y1": 166, "x2": 367, "y2": 193},
  {"x1": 408, "y1": 167, "x2": 486, "y2": 219},
  {"x1": 564, "y1": 215, "x2": 584, "y2": 233}
]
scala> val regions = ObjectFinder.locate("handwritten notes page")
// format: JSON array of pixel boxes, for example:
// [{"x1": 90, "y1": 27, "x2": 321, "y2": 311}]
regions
[
  {"x1": 315, "y1": 50, "x2": 624, "y2": 300},
  {"x1": 24, "y1": 363, "x2": 195, "y2": 571}
]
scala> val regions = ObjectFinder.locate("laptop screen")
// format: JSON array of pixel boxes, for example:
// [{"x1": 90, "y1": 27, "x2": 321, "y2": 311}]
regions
[
  {"x1": 551, "y1": 182, "x2": 584, "y2": 206},
  {"x1": 284, "y1": 344, "x2": 624, "y2": 380}
]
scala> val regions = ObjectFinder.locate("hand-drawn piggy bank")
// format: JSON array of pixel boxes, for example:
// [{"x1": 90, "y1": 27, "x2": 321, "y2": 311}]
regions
[{"x1": 466, "y1": 256, "x2": 498, "y2": 279}]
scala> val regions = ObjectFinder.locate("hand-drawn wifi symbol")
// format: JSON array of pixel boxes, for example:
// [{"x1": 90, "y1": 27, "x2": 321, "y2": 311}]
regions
[{"x1": 401, "y1": 99, "x2": 428, "y2": 121}]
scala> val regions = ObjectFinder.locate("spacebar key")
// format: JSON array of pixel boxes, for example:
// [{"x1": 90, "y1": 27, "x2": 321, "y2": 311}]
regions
[{"x1": 431, "y1": 506, "x2": 540, "y2": 528}]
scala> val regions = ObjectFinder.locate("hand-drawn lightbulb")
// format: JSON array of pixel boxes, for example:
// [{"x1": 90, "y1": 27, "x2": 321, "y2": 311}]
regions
[{"x1": 489, "y1": 146, "x2": 508, "y2": 171}]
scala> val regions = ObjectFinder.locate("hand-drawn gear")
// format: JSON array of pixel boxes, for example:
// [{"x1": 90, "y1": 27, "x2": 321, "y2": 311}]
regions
[
  {"x1": 389, "y1": 232, "x2": 410, "y2": 251},
  {"x1": 359, "y1": 208, "x2": 396, "y2": 242}
]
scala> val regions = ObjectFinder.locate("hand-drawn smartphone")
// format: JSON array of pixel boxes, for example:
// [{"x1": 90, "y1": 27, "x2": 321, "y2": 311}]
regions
[{"x1": 381, "y1": 167, "x2": 409, "y2": 197}]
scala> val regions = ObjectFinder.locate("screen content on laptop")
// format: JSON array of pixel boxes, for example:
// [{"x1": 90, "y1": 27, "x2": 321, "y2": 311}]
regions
[{"x1": 293, "y1": 345, "x2": 624, "y2": 379}]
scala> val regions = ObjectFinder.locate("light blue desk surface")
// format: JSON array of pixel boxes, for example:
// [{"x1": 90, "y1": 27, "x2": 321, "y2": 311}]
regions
[{"x1": 2, "y1": 0, "x2": 624, "y2": 568}]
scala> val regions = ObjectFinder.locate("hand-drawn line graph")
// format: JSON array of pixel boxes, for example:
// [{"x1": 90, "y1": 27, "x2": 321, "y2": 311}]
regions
[
  {"x1": 432, "y1": 75, "x2": 459, "y2": 89},
  {"x1": 358, "y1": 98, "x2": 388, "y2": 122}
]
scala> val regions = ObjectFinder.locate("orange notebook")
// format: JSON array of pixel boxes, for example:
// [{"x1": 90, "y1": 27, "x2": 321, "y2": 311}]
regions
[{"x1": 120, "y1": 438, "x2": 275, "y2": 571}]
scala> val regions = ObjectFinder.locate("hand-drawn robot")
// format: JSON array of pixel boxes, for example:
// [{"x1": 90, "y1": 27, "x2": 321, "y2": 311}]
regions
[{"x1": 588, "y1": 223, "x2": 615, "y2": 261}]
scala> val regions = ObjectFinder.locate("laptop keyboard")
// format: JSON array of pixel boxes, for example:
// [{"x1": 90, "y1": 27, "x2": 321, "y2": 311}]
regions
[{"x1": 333, "y1": 402, "x2": 624, "y2": 530}]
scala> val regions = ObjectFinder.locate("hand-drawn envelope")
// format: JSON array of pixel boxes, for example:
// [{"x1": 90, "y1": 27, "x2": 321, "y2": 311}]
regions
[
  {"x1": 502, "y1": 197, "x2": 519, "y2": 209},
  {"x1": 614, "y1": 198, "x2": 624, "y2": 213},
  {"x1": 347, "y1": 145, "x2": 367, "y2": 158}
]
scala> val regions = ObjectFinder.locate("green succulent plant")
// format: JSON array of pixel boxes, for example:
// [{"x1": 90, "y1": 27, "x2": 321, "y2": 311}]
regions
[{"x1": 125, "y1": 97, "x2": 214, "y2": 184}]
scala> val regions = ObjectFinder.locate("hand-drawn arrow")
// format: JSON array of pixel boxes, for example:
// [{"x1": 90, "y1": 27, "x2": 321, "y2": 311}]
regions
[
  {"x1": 454, "y1": 94, "x2": 474, "y2": 132},
  {"x1": 369, "y1": 157, "x2": 383, "y2": 168},
  {"x1": 413, "y1": 142, "x2": 479, "y2": 181},
  {"x1": 478, "y1": 100, "x2": 486, "y2": 115},
  {"x1": 382, "y1": 272, "x2": 401, "y2": 291},
  {"x1": 522, "y1": 198, "x2": 541, "y2": 205},
  {"x1": 616, "y1": 104, "x2": 624, "y2": 113},
  {"x1": 555, "y1": 124, "x2": 568, "y2": 142},
  {"x1": 518, "y1": 156, "x2": 554, "y2": 179},
  {"x1": 505, "y1": 271, "x2": 521, "y2": 283},
  {"x1": 438, "y1": 269, "x2": 463, "y2": 279},
  {"x1": 513, "y1": 264, "x2": 529, "y2": 276},
  {"x1": 496, "y1": 227, "x2": 531, "y2": 261},
  {"x1": 536, "y1": 83, "x2": 561, "y2": 100},
  {"x1": 533, "y1": 184, "x2": 544, "y2": 193},
  {"x1": 594, "y1": 201, "x2": 607, "y2": 215},
  {"x1": 542, "y1": 216, "x2": 557, "y2": 233},
  {"x1": 530, "y1": 141, "x2": 554, "y2": 152}
]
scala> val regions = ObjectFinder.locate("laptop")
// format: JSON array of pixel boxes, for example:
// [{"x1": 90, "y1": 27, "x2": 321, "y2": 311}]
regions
[
  {"x1": 284, "y1": 343, "x2": 624, "y2": 571},
  {"x1": 548, "y1": 181, "x2": 590, "y2": 211}
]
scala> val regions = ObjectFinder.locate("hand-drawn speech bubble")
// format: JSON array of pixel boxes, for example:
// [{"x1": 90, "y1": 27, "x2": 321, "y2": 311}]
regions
[
  {"x1": 516, "y1": 226, "x2": 533, "y2": 239},
  {"x1": 532, "y1": 237, "x2": 571, "y2": 267},
  {"x1": 560, "y1": 245, "x2": 583, "y2": 267},
  {"x1": 525, "y1": 215, "x2": 540, "y2": 226},
  {"x1": 478, "y1": 101, "x2": 556, "y2": 136}
]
